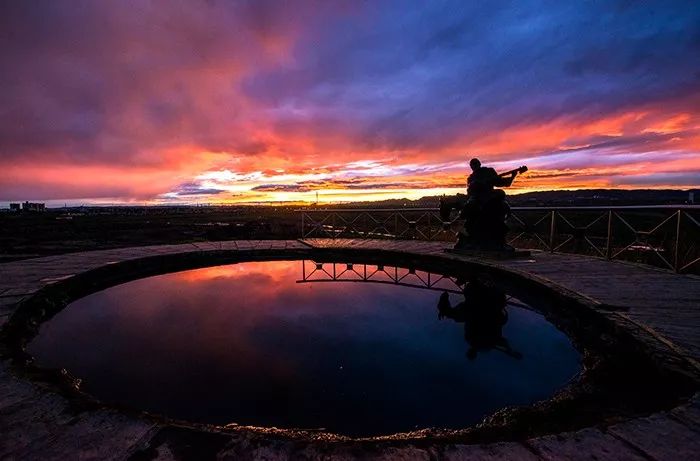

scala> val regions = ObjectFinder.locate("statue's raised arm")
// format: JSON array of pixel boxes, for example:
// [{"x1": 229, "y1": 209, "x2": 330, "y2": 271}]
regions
[{"x1": 494, "y1": 165, "x2": 528, "y2": 188}]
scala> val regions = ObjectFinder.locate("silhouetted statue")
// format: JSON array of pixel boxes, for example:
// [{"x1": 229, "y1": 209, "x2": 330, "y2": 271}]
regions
[
  {"x1": 440, "y1": 158, "x2": 527, "y2": 252},
  {"x1": 437, "y1": 279, "x2": 522, "y2": 360}
]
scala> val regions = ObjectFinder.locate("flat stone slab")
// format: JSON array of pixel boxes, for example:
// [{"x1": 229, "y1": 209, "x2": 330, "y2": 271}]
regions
[
  {"x1": 445, "y1": 248, "x2": 531, "y2": 259},
  {"x1": 442, "y1": 442, "x2": 539, "y2": 460},
  {"x1": 606, "y1": 412, "x2": 700, "y2": 460},
  {"x1": 16, "y1": 411, "x2": 156, "y2": 461},
  {"x1": 526, "y1": 428, "x2": 648, "y2": 461}
]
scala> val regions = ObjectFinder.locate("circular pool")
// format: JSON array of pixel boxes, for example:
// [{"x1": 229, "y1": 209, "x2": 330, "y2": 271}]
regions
[{"x1": 27, "y1": 259, "x2": 580, "y2": 437}]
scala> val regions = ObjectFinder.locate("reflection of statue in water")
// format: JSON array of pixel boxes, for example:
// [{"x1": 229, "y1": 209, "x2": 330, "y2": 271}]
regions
[
  {"x1": 437, "y1": 279, "x2": 522, "y2": 360},
  {"x1": 440, "y1": 158, "x2": 527, "y2": 252}
]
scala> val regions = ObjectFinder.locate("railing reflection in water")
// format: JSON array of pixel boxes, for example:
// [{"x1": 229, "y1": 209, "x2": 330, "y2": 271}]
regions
[
  {"x1": 299, "y1": 206, "x2": 700, "y2": 274},
  {"x1": 298, "y1": 260, "x2": 464, "y2": 294},
  {"x1": 296, "y1": 260, "x2": 531, "y2": 311}
]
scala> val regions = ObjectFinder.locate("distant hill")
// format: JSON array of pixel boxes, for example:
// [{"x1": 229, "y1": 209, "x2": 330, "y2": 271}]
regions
[
  {"x1": 330, "y1": 189, "x2": 699, "y2": 209},
  {"x1": 504, "y1": 189, "x2": 699, "y2": 207}
]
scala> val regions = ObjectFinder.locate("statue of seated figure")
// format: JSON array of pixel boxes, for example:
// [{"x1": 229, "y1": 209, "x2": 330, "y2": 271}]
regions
[{"x1": 440, "y1": 158, "x2": 527, "y2": 252}]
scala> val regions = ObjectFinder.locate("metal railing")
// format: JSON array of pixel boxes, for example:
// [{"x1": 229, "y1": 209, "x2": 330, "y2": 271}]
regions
[
  {"x1": 301, "y1": 208, "x2": 449, "y2": 241},
  {"x1": 299, "y1": 205, "x2": 700, "y2": 274}
]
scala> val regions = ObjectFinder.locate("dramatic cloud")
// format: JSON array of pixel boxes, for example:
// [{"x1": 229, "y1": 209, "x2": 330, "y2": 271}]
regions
[
  {"x1": 169, "y1": 182, "x2": 227, "y2": 197},
  {"x1": 1, "y1": 0, "x2": 699, "y2": 203}
]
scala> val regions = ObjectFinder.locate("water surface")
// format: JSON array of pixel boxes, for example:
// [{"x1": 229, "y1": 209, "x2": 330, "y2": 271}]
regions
[{"x1": 29, "y1": 260, "x2": 580, "y2": 436}]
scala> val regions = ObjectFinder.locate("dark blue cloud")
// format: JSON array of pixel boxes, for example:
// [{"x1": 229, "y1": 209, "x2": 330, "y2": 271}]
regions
[
  {"x1": 243, "y1": 1, "x2": 700, "y2": 149},
  {"x1": 613, "y1": 172, "x2": 700, "y2": 186},
  {"x1": 171, "y1": 182, "x2": 226, "y2": 196}
]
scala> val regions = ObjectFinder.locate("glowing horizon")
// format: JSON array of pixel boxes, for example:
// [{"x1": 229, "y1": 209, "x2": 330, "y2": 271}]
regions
[{"x1": 1, "y1": 1, "x2": 699, "y2": 204}]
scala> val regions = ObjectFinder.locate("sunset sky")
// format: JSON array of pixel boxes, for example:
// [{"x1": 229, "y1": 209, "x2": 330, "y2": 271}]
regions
[{"x1": 1, "y1": 1, "x2": 699, "y2": 205}]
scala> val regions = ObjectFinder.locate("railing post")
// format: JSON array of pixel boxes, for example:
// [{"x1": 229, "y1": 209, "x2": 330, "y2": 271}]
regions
[
  {"x1": 674, "y1": 209, "x2": 681, "y2": 273},
  {"x1": 427, "y1": 212, "x2": 432, "y2": 240},
  {"x1": 549, "y1": 210, "x2": 556, "y2": 252},
  {"x1": 301, "y1": 212, "x2": 305, "y2": 239},
  {"x1": 606, "y1": 210, "x2": 613, "y2": 259}
]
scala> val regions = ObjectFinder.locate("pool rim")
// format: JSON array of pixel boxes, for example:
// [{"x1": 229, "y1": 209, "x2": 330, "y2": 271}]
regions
[{"x1": 1, "y1": 245, "x2": 697, "y2": 445}]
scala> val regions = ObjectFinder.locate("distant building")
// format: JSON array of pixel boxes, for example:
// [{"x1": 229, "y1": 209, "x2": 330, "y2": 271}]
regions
[
  {"x1": 9, "y1": 203, "x2": 21, "y2": 211},
  {"x1": 22, "y1": 201, "x2": 46, "y2": 212}
]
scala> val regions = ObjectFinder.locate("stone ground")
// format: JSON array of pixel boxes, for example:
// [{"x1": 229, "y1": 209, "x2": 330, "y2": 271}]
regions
[{"x1": 0, "y1": 239, "x2": 698, "y2": 460}]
